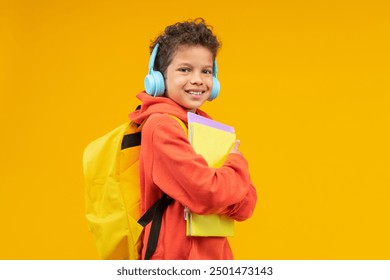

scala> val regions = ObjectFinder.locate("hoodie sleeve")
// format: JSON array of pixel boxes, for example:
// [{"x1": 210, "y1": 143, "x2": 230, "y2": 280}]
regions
[{"x1": 143, "y1": 114, "x2": 257, "y2": 217}]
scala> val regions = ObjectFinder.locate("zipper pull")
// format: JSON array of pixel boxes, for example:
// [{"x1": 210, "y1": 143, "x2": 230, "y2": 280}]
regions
[{"x1": 184, "y1": 207, "x2": 189, "y2": 220}]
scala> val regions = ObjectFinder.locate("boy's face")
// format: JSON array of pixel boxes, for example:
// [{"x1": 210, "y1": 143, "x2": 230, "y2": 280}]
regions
[{"x1": 164, "y1": 45, "x2": 214, "y2": 113}]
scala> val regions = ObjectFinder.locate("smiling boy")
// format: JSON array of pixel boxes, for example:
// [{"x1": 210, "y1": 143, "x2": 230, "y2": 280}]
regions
[{"x1": 130, "y1": 18, "x2": 257, "y2": 260}]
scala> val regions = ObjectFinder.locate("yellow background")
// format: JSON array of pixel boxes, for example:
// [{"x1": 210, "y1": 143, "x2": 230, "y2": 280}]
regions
[{"x1": 1, "y1": 0, "x2": 389, "y2": 259}]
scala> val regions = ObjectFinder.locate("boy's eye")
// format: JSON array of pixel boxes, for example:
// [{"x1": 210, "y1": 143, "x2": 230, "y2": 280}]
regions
[
  {"x1": 203, "y1": 69, "x2": 213, "y2": 75},
  {"x1": 178, "y1": 67, "x2": 190, "y2": 72}
]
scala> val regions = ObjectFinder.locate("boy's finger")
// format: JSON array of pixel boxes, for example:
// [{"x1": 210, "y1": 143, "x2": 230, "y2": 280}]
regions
[{"x1": 234, "y1": 140, "x2": 240, "y2": 149}]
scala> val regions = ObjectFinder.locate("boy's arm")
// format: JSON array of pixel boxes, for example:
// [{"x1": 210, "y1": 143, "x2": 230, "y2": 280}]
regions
[
  {"x1": 147, "y1": 114, "x2": 255, "y2": 215},
  {"x1": 220, "y1": 177, "x2": 257, "y2": 221}
]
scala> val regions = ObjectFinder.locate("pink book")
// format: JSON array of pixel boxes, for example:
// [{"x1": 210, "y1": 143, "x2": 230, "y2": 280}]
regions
[{"x1": 187, "y1": 112, "x2": 235, "y2": 133}]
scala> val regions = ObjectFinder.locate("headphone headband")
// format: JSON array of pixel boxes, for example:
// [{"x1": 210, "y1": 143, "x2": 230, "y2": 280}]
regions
[{"x1": 148, "y1": 43, "x2": 159, "y2": 73}]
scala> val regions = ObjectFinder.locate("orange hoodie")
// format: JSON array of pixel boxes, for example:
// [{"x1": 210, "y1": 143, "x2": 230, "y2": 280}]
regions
[{"x1": 130, "y1": 91, "x2": 257, "y2": 260}]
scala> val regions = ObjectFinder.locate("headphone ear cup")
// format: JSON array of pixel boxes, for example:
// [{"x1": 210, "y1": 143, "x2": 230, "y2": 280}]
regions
[
  {"x1": 144, "y1": 70, "x2": 165, "y2": 97},
  {"x1": 208, "y1": 76, "x2": 220, "y2": 101}
]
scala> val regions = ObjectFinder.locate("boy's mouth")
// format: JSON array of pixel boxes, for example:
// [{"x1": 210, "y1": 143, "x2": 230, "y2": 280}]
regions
[{"x1": 185, "y1": 90, "x2": 204, "y2": 96}]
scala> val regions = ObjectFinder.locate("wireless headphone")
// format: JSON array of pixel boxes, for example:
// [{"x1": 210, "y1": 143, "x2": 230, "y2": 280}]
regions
[{"x1": 144, "y1": 44, "x2": 220, "y2": 101}]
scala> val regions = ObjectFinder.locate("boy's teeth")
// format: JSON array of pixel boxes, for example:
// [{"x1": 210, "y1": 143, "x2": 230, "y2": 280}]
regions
[{"x1": 188, "y1": 91, "x2": 202, "y2": 95}]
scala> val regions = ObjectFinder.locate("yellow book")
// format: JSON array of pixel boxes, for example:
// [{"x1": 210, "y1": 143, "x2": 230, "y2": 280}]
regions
[{"x1": 186, "y1": 112, "x2": 236, "y2": 237}]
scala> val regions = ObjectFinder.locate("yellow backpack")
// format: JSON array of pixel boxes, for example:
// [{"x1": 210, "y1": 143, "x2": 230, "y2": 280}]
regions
[{"x1": 82, "y1": 109, "x2": 185, "y2": 260}]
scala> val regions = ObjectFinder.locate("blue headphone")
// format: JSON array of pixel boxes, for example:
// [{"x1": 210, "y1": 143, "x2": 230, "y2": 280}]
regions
[{"x1": 144, "y1": 44, "x2": 220, "y2": 101}]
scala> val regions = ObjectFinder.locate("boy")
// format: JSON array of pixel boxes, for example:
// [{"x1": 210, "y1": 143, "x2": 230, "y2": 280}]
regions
[{"x1": 130, "y1": 18, "x2": 257, "y2": 260}]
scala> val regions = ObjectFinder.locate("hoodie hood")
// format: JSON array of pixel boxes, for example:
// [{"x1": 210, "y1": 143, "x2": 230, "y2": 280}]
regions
[{"x1": 129, "y1": 91, "x2": 211, "y2": 124}]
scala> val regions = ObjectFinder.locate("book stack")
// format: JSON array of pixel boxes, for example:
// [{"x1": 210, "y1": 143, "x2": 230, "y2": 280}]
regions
[{"x1": 185, "y1": 112, "x2": 236, "y2": 237}]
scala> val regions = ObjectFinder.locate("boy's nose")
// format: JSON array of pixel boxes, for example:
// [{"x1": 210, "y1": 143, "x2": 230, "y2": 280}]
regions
[{"x1": 190, "y1": 72, "x2": 203, "y2": 85}]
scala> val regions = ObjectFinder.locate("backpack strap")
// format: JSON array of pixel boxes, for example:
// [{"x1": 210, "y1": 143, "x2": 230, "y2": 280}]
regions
[
  {"x1": 121, "y1": 130, "x2": 141, "y2": 149},
  {"x1": 121, "y1": 105, "x2": 143, "y2": 149},
  {"x1": 169, "y1": 115, "x2": 188, "y2": 133},
  {"x1": 138, "y1": 194, "x2": 173, "y2": 260}
]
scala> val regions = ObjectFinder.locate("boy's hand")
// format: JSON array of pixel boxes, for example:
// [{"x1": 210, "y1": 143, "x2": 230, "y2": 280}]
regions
[{"x1": 230, "y1": 140, "x2": 243, "y2": 156}]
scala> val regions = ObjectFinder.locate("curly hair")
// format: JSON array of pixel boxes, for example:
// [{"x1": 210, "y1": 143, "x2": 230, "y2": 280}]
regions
[{"x1": 149, "y1": 18, "x2": 221, "y2": 77}]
